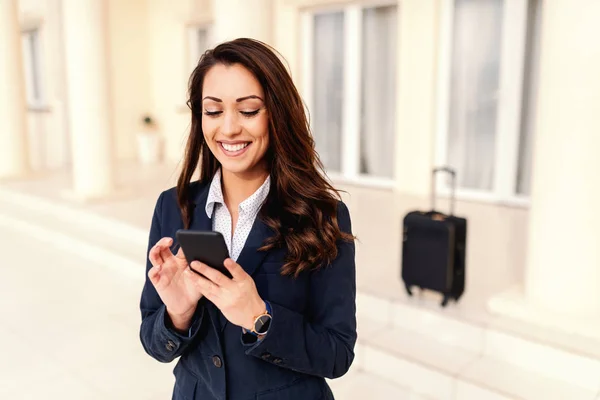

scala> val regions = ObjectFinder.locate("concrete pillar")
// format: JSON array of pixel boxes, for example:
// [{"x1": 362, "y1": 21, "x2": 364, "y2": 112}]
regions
[
  {"x1": 211, "y1": 0, "x2": 273, "y2": 45},
  {"x1": 62, "y1": 0, "x2": 114, "y2": 198},
  {"x1": 0, "y1": 0, "x2": 30, "y2": 178},
  {"x1": 394, "y1": 0, "x2": 438, "y2": 197},
  {"x1": 524, "y1": 0, "x2": 600, "y2": 317}
]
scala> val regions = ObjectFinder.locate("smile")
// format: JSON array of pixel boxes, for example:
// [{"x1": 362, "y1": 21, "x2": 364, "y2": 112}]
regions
[{"x1": 218, "y1": 141, "x2": 251, "y2": 157}]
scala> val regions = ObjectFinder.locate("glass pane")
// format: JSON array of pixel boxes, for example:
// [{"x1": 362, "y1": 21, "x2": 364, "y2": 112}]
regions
[
  {"x1": 312, "y1": 12, "x2": 344, "y2": 172},
  {"x1": 189, "y1": 27, "x2": 210, "y2": 73},
  {"x1": 447, "y1": 0, "x2": 504, "y2": 190},
  {"x1": 197, "y1": 29, "x2": 208, "y2": 55},
  {"x1": 516, "y1": 0, "x2": 542, "y2": 195},
  {"x1": 360, "y1": 6, "x2": 397, "y2": 178},
  {"x1": 21, "y1": 30, "x2": 41, "y2": 106},
  {"x1": 29, "y1": 31, "x2": 41, "y2": 101}
]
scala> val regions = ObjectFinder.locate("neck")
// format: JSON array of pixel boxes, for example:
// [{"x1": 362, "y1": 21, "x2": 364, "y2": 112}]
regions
[{"x1": 221, "y1": 166, "x2": 269, "y2": 211}]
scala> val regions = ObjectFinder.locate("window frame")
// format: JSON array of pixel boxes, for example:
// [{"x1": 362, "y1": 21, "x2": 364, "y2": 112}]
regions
[
  {"x1": 435, "y1": 0, "x2": 533, "y2": 208},
  {"x1": 301, "y1": 1, "x2": 398, "y2": 189}
]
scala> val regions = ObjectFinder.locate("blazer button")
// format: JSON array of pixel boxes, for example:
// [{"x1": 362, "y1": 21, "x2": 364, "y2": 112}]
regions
[
  {"x1": 272, "y1": 357, "x2": 283, "y2": 365},
  {"x1": 165, "y1": 340, "x2": 175, "y2": 352},
  {"x1": 212, "y1": 355, "x2": 223, "y2": 368},
  {"x1": 261, "y1": 352, "x2": 271, "y2": 360}
]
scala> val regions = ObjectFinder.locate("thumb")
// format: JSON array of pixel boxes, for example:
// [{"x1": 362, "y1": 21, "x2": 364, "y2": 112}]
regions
[
  {"x1": 175, "y1": 246, "x2": 186, "y2": 259},
  {"x1": 223, "y1": 258, "x2": 244, "y2": 280}
]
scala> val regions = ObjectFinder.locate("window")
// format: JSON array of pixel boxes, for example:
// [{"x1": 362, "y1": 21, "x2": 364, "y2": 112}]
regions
[
  {"x1": 436, "y1": 0, "x2": 541, "y2": 202},
  {"x1": 361, "y1": 6, "x2": 397, "y2": 178},
  {"x1": 186, "y1": 25, "x2": 212, "y2": 78},
  {"x1": 311, "y1": 11, "x2": 344, "y2": 172},
  {"x1": 21, "y1": 29, "x2": 44, "y2": 107},
  {"x1": 302, "y1": 4, "x2": 398, "y2": 184},
  {"x1": 446, "y1": 0, "x2": 503, "y2": 192}
]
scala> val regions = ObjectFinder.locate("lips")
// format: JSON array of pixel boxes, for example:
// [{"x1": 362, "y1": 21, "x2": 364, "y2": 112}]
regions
[{"x1": 218, "y1": 141, "x2": 251, "y2": 157}]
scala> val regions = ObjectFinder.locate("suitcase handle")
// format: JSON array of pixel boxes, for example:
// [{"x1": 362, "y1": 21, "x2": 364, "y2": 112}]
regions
[{"x1": 431, "y1": 167, "x2": 456, "y2": 215}]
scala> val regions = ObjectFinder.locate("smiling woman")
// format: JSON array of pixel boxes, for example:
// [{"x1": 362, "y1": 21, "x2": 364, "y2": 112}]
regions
[{"x1": 139, "y1": 38, "x2": 357, "y2": 400}]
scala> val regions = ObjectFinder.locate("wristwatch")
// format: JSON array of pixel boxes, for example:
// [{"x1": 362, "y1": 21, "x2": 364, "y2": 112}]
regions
[{"x1": 250, "y1": 301, "x2": 272, "y2": 336}]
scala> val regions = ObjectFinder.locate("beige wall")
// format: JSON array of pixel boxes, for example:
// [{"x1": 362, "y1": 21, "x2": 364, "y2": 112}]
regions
[
  {"x1": 107, "y1": 0, "x2": 153, "y2": 161},
  {"x1": 523, "y1": 0, "x2": 600, "y2": 315},
  {"x1": 273, "y1": 1, "x2": 300, "y2": 81},
  {"x1": 394, "y1": 0, "x2": 438, "y2": 198},
  {"x1": 212, "y1": 0, "x2": 273, "y2": 45}
]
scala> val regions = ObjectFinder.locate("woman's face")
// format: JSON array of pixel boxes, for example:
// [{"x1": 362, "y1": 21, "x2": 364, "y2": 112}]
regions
[{"x1": 201, "y1": 63, "x2": 269, "y2": 178}]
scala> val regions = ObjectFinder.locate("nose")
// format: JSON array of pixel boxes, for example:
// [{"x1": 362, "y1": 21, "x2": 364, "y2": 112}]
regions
[{"x1": 221, "y1": 111, "x2": 242, "y2": 137}]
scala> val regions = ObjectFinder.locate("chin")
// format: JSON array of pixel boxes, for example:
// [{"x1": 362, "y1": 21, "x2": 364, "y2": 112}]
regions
[{"x1": 219, "y1": 160, "x2": 252, "y2": 175}]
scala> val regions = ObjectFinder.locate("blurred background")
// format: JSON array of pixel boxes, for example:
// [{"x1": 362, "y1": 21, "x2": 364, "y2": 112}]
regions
[{"x1": 1, "y1": 0, "x2": 599, "y2": 399}]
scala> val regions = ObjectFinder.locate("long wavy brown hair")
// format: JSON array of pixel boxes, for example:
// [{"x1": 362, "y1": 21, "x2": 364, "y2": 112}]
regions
[{"x1": 177, "y1": 38, "x2": 354, "y2": 277}]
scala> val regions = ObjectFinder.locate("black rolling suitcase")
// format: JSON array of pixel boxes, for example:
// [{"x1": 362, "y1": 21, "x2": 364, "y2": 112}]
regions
[{"x1": 401, "y1": 167, "x2": 467, "y2": 307}]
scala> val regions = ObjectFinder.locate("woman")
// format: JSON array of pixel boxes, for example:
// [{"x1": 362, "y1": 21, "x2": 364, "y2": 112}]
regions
[{"x1": 139, "y1": 38, "x2": 356, "y2": 400}]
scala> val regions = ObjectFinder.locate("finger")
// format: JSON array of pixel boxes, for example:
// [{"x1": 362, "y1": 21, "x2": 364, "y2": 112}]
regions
[
  {"x1": 149, "y1": 242, "x2": 167, "y2": 267},
  {"x1": 185, "y1": 267, "x2": 220, "y2": 298},
  {"x1": 159, "y1": 240, "x2": 176, "y2": 263},
  {"x1": 148, "y1": 263, "x2": 162, "y2": 284},
  {"x1": 223, "y1": 258, "x2": 245, "y2": 280},
  {"x1": 191, "y1": 261, "x2": 230, "y2": 287},
  {"x1": 156, "y1": 237, "x2": 173, "y2": 248},
  {"x1": 149, "y1": 238, "x2": 172, "y2": 259}
]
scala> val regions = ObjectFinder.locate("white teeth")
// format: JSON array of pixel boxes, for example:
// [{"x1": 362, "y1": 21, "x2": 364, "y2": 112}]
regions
[{"x1": 222, "y1": 142, "x2": 249, "y2": 152}]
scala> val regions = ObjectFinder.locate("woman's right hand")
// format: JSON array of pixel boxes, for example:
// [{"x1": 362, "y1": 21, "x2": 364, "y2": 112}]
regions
[{"x1": 148, "y1": 237, "x2": 203, "y2": 330}]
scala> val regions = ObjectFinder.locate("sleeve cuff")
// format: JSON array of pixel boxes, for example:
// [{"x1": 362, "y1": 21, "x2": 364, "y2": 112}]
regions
[
  {"x1": 156, "y1": 304, "x2": 204, "y2": 354},
  {"x1": 164, "y1": 308, "x2": 200, "y2": 339}
]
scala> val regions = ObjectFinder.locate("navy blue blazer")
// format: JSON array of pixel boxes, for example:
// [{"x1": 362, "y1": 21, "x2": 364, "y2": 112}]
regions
[{"x1": 139, "y1": 181, "x2": 357, "y2": 400}]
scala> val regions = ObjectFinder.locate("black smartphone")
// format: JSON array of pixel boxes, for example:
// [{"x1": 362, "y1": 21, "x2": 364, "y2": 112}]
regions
[{"x1": 175, "y1": 230, "x2": 232, "y2": 279}]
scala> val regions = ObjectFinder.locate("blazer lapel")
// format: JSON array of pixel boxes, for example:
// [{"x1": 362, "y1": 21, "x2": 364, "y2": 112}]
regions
[
  {"x1": 236, "y1": 216, "x2": 275, "y2": 277},
  {"x1": 190, "y1": 183, "x2": 212, "y2": 231}
]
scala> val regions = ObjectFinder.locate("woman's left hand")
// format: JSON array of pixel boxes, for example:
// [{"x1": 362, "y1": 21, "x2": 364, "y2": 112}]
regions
[{"x1": 188, "y1": 259, "x2": 267, "y2": 331}]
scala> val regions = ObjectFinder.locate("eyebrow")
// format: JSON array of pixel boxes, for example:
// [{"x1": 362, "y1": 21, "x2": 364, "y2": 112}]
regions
[{"x1": 202, "y1": 95, "x2": 264, "y2": 103}]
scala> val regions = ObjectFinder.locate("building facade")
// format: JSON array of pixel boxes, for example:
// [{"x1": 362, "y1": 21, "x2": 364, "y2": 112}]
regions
[{"x1": 1, "y1": 0, "x2": 599, "y2": 332}]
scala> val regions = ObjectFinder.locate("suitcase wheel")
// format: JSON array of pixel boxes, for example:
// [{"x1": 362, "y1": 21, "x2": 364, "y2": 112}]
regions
[{"x1": 441, "y1": 294, "x2": 451, "y2": 307}]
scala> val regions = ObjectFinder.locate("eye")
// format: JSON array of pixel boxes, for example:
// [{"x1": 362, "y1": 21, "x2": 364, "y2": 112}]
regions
[
  {"x1": 240, "y1": 110, "x2": 260, "y2": 117},
  {"x1": 204, "y1": 110, "x2": 222, "y2": 117}
]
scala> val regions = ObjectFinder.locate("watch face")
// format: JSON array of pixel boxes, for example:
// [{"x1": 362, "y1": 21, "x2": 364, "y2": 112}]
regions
[{"x1": 254, "y1": 314, "x2": 272, "y2": 334}]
